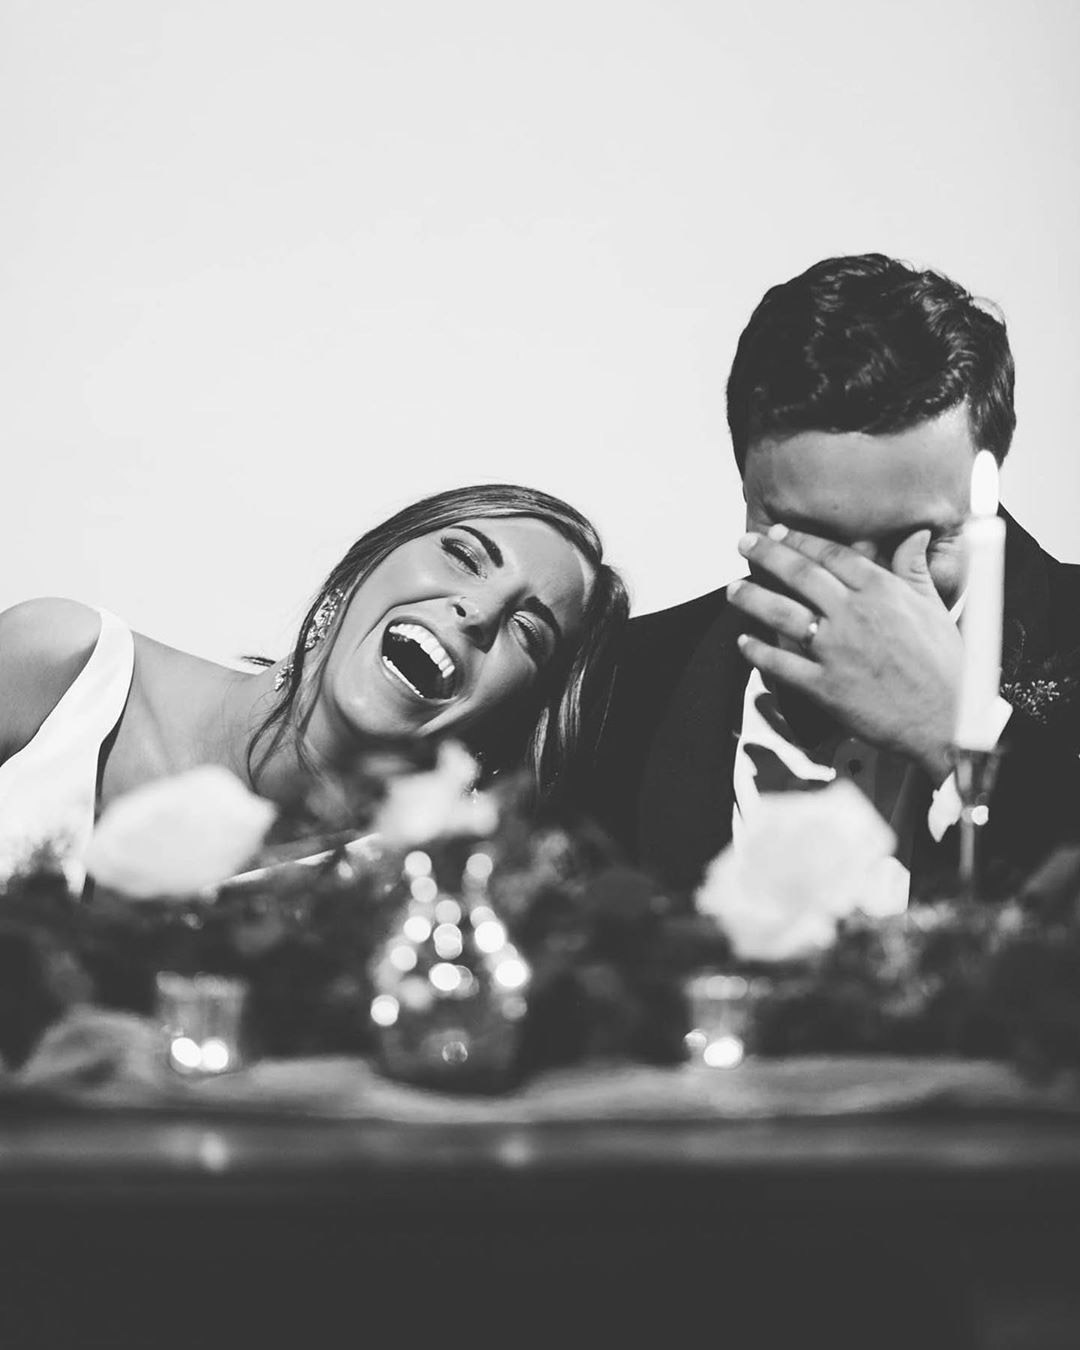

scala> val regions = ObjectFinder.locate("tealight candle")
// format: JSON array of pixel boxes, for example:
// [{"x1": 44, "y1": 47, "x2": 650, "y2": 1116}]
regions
[
  {"x1": 954, "y1": 451, "x2": 1006, "y2": 750},
  {"x1": 156, "y1": 971, "x2": 249, "y2": 1077},
  {"x1": 683, "y1": 972, "x2": 761, "y2": 1068}
]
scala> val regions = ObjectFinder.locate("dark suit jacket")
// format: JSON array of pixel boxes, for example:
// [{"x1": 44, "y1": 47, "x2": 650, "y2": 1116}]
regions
[{"x1": 572, "y1": 510, "x2": 1080, "y2": 900}]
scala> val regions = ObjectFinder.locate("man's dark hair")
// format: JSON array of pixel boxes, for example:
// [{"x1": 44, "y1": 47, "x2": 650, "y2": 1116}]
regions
[{"x1": 726, "y1": 253, "x2": 1017, "y2": 473}]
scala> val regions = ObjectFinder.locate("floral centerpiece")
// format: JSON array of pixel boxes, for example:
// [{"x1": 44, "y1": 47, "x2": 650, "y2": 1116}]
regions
[
  {"x1": 2, "y1": 743, "x2": 1080, "y2": 1096},
  {"x1": 0, "y1": 740, "x2": 726, "y2": 1089}
]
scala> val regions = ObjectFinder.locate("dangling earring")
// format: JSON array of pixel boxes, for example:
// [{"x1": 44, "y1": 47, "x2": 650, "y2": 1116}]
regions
[{"x1": 273, "y1": 588, "x2": 344, "y2": 691}]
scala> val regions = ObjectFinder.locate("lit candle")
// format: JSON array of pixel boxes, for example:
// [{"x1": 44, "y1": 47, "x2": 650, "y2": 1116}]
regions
[{"x1": 953, "y1": 451, "x2": 1006, "y2": 749}]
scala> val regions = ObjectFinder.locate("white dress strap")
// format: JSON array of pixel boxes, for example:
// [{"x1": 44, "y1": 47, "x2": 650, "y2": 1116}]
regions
[{"x1": 0, "y1": 608, "x2": 135, "y2": 893}]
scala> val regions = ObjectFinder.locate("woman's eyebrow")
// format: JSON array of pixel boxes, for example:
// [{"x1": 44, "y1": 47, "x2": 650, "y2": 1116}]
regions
[{"x1": 459, "y1": 525, "x2": 504, "y2": 566}]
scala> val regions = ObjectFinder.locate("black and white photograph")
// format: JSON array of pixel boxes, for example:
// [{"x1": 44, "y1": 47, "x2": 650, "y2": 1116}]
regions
[{"x1": 1, "y1": 2, "x2": 1078, "y2": 1346}]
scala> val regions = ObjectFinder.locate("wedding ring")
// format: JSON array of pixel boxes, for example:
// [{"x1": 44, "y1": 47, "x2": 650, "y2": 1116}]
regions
[{"x1": 800, "y1": 616, "x2": 821, "y2": 653}]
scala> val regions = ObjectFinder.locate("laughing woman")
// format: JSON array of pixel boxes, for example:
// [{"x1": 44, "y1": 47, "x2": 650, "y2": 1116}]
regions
[{"x1": 0, "y1": 484, "x2": 628, "y2": 890}]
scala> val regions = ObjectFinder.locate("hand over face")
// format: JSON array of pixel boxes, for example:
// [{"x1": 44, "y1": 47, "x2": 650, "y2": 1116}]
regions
[{"x1": 727, "y1": 524, "x2": 963, "y2": 783}]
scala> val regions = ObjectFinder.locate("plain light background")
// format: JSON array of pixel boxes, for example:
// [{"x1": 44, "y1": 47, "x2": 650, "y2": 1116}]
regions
[{"x1": 2, "y1": 0, "x2": 1077, "y2": 665}]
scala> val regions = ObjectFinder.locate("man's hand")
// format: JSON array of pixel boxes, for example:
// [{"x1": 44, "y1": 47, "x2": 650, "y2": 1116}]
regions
[{"x1": 727, "y1": 524, "x2": 963, "y2": 784}]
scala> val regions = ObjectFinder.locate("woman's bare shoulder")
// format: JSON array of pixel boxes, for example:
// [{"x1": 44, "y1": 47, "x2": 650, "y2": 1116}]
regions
[{"x1": 0, "y1": 597, "x2": 106, "y2": 758}]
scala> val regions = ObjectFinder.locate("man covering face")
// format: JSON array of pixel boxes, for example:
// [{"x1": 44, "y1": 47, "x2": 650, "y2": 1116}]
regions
[{"x1": 572, "y1": 253, "x2": 1080, "y2": 899}]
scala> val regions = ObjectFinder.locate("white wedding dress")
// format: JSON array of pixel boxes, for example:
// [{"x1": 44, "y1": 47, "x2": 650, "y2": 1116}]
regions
[{"x1": 0, "y1": 608, "x2": 135, "y2": 893}]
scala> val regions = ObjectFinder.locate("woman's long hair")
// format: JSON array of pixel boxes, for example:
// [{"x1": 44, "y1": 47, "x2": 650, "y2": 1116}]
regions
[{"x1": 247, "y1": 483, "x2": 629, "y2": 801}]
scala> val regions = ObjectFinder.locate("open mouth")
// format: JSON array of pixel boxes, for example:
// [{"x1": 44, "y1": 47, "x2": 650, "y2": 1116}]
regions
[{"x1": 381, "y1": 621, "x2": 458, "y2": 701}]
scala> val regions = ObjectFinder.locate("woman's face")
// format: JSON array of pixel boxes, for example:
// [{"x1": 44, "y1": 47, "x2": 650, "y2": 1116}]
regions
[{"x1": 311, "y1": 516, "x2": 594, "y2": 748}]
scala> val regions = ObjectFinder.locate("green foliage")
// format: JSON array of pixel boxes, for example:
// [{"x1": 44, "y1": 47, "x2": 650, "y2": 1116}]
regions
[{"x1": 5, "y1": 788, "x2": 1080, "y2": 1086}]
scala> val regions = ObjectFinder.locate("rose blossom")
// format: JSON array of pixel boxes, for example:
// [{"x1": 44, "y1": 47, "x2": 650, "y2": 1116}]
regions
[
  {"x1": 694, "y1": 780, "x2": 907, "y2": 962},
  {"x1": 85, "y1": 765, "x2": 277, "y2": 899},
  {"x1": 373, "y1": 741, "x2": 498, "y2": 847}
]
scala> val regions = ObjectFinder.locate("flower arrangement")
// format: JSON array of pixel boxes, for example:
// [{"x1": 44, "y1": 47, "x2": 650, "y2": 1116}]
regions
[
  {"x1": 0, "y1": 742, "x2": 726, "y2": 1086},
  {"x1": 2, "y1": 748, "x2": 1080, "y2": 1094},
  {"x1": 692, "y1": 786, "x2": 1080, "y2": 1081},
  {"x1": 695, "y1": 781, "x2": 907, "y2": 962}
]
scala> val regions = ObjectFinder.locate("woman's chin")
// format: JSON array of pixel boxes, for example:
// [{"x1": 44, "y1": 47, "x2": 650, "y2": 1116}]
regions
[{"x1": 337, "y1": 685, "x2": 460, "y2": 743}]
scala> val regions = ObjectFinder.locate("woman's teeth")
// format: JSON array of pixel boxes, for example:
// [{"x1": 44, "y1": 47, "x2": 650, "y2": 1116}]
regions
[{"x1": 382, "y1": 622, "x2": 458, "y2": 700}]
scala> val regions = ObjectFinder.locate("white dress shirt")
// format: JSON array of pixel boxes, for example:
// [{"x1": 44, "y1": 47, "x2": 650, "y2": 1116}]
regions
[{"x1": 732, "y1": 662, "x2": 1013, "y2": 905}]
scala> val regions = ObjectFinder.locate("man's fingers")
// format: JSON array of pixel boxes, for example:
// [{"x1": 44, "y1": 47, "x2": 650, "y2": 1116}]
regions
[
  {"x1": 736, "y1": 632, "x2": 821, "y2": 692},
  {"x1": 727, "y1": 579, "x2": 819, "y2": 649},
  {"x1": 890, "y1": 529, "x2": 938, "y2": 597},
  {"x1": 737, "y1": 528, "x2": 854, "y2": 612},
  {"x1": 764, "y1": 524, "x2": 883, "y2": 588}
]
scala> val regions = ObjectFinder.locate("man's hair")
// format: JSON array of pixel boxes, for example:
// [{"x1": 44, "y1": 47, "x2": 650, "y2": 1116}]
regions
[{"x1": 726, "y1": 253, "x2": 1017, "y2": 473}]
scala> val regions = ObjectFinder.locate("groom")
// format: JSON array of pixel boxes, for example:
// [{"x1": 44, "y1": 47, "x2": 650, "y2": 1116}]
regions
[{"x1": 574, "y1": 252, "x2": 1080, "y2": 899}]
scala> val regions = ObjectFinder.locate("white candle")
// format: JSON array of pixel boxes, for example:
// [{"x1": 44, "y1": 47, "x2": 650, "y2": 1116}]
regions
[{"x1": 954, "y1": 451, "x2": 1006, "y2": 749}]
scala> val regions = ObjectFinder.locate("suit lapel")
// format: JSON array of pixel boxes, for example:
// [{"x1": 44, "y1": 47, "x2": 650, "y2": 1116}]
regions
[
  {"x1": 1000, "y1": 508, "x2": 1053, "y2": 683},
  {"x1": 636, "y1": 601, "x2": 748, "y2": 895}
]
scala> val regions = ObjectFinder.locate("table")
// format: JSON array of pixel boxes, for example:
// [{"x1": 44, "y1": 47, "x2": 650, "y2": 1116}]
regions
[{"x1": 0, "y1": 1107, "x2": 1078, "y2": 1349}]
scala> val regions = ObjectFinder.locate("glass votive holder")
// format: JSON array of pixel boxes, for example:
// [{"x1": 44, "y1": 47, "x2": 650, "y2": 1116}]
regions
[
  {"x1": 155, "y1": 971, "x2": 249, "y2": 1077},
  {"x1": 683, "y1": 971, "x2": 767, "y2": 1069}
]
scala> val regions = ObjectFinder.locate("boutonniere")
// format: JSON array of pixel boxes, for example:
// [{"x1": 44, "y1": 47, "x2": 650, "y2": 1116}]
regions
[{"x1": 1001, "y1": 648, "x2": 1080, "y2": 725}]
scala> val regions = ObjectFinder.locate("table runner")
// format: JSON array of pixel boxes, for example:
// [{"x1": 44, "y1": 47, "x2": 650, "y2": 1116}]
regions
[{"x1": 5, "y1": 1007, "x2": 1080, "y2": 1124}]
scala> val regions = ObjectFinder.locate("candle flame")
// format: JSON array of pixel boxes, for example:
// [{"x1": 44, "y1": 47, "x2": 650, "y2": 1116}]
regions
[{"x1": 970, "y1": 450, "x2": 999, "y2": 517}]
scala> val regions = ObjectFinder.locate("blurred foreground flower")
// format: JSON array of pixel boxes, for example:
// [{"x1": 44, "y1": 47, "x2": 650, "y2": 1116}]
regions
[
  {"x1": 85, "y1": 766, "x2": 277, "y2": 899},
  {"x1": 373, "y1": 741, "x2": 498, "y2": 847},
  {"x1": 695, "y1": 781, "x2": 907, "y2": 962}
]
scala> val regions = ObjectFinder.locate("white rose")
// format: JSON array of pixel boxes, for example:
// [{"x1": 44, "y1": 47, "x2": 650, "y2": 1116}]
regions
[
  {"x1": 85, "y1": 765, "x2": 277, "y2": 899},
  {"x1": 374, "y1": 741, "x2": 498, "y2": 847},
  {"x1": 695, "y1": 781, "x2": 906, "y2": 963}
]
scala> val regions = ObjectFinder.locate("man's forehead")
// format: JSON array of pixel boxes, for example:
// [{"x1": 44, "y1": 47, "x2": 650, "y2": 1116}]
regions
[{"x1": 744, "y1": 410, "x2": 977, "y2": 534}]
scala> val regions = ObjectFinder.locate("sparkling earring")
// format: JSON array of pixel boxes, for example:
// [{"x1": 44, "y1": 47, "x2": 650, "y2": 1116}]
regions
[{"x1": 273, "y1": 588, "x2": 344, "y2": 691}]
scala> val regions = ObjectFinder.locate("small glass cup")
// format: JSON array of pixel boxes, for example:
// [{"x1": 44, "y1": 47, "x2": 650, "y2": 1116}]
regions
[
  {"x1": 155, "y1": 971, "x2": 249, "y2": 1077},
  {"x1": 683, "y1": 971, "x2": 767, "y2": 1069}
]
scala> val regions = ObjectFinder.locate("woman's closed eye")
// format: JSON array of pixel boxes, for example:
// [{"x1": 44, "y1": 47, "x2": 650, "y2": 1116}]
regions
[
  {"x1": 442, "y1": 536, "x2": 483, "y2": 576},
  {"x1": 511, "y1": 612, "x2": 546, "y2": 663}
]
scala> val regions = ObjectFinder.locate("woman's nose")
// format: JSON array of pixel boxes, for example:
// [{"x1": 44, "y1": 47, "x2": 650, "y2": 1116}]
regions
[{"x1": 451, "y1": 595, "x2": 499, "y2": 650}]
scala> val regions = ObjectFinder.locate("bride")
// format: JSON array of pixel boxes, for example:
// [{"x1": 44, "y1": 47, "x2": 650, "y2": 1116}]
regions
[{"x1": 0, "y1": 483, "x2": 628, "y2": 890}]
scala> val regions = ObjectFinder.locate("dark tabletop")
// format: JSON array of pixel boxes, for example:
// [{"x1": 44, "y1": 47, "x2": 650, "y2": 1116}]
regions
[{"x1": 0, "y1": 1107, "x2": 1077, "y2": 1349}]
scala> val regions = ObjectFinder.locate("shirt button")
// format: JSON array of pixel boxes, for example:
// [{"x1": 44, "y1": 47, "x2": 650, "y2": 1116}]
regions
[{"x1": 835, "y1": 739, "x2": 866, "y2": 779}]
